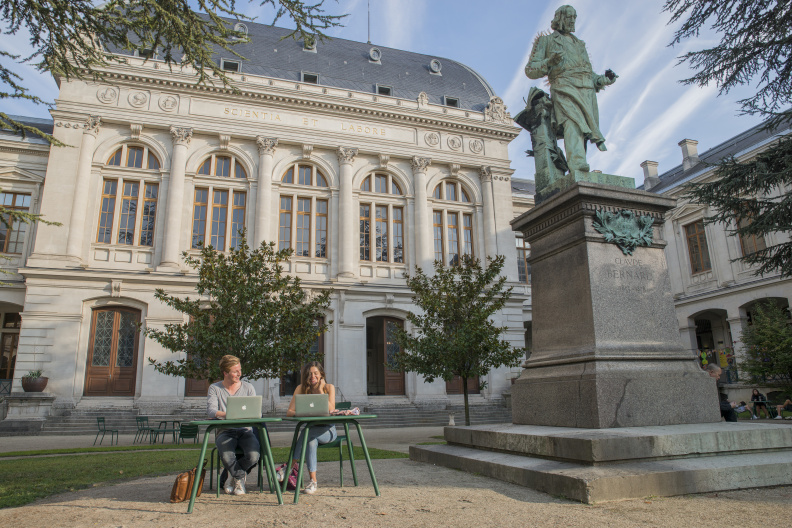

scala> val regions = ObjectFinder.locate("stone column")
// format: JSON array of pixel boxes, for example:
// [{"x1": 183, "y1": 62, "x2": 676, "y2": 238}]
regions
[
  {"x1": 726, "y1": 312, "x2": 748, "y2": 378},
  {"x1": 254, "y1": 137, "x2": 278, "y2": 247},
  {"x1": 65, "y1": 115, "x2": 101, "y2": 261},
  {"x1": 337, "y1": 147, "x2": 358, "y2": 278},
  {"x1": 159, "y1": 126, "x2": 193, "y2": 268},
  {"x1": 479, "y1": 166, "x2": 497, "y2": 259},
  {"x1": 411, "y1": 156, "x2": 433, "y2": 270}
]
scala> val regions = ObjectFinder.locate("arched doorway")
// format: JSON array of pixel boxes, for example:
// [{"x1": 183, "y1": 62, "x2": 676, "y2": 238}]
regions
[
  {"x1": 366, "y1": 316, "x2": 404, "y2": 395},
  {"x1": 84, "y1": 307, "x2": 140, "y2": 396}
]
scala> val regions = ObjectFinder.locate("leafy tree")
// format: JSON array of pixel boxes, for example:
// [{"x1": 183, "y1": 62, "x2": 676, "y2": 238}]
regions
[
  {"x1": 145, "y1": 234, "x2": 331, "y2": 382},
  {"x1": 741, "y1": 301, "x2": 792, "y2": 389},
  {"x1": 393, "y1": 255, "x2": 524, "y2": 426},
  {"x1": 664, "y1": 0, "x2": 792, "y2": 276},
  {"x1": 1, "y1": 0, "x2": 346, "y2": 144}
]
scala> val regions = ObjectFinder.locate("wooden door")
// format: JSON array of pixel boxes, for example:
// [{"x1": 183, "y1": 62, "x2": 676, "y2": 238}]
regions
[
  {"x1": 185, "y1": 373, "x2": 211, "y2": 397},
  {"x1": 84, "y1": 308, "x2": 140, "y2": 396},
  {"x1": 446, "y1": 375, "x2": 480, "y2": 395},
  {"x1": 383, "y1": 318, "x2": 405, "y2": 395}
]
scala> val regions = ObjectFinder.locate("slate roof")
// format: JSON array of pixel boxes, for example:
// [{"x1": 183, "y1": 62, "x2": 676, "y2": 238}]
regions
[
  {"x1": 646, "y1": 120, "x2": 791, "y2": 194},
  {"x1": 0, "y1": 114, "x2": 53, "y2": 143},
  {"x1": 114, "y1": 18, "x2": 497, "y2": 112}
]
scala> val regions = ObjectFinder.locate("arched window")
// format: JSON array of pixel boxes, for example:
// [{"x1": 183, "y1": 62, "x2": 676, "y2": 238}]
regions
[
  {"x1": 278, "y1": 163, "x2": 331, "y2": 257},
  {"x1": 106, "y1": 144, "x2": 160, "y2": 170},
  {"x1": 359, "y1": 172, "x2": 407, "y2": 264},
  {"x1": 98, "y1": 144, "x2": 160, "y2": 247},
  {"x1": 282, "y1": 163, "x2": 328, "y2": 187},
  {"x1": 431, "y1": 180, "x2": 475, "y2": 265},
  {"x1": 197, "y1": 154, "x2": 247, "y2": 179}
]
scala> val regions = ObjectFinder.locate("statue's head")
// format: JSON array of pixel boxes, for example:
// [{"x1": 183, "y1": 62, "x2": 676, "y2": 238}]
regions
[{"x1": 551, "y1": 5, "x2": 577, "y2": 33}]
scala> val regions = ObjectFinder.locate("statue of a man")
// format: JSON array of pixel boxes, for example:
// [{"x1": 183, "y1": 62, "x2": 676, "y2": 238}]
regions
[{"x1": 525, "y1": 5, "x2": 617, "y2": 173}]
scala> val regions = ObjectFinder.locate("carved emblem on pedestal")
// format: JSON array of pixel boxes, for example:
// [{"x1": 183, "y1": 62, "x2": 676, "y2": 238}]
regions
[
  {"x1": 593, "y1": 209, "x2": 654, "y2": 256},
  {"x1": 159, "y1": 95, "x2": 178, "y2": 112},
  {"x1": 128, "y1": 91, "x2": 149, "y2": 108},
  {"x1": 447, "y1": 135, "x2": 462, "y2": 151},
  {"x1": 424, "y1": 132, "x2": 440, "y2": 147},
  {"x1": 96, "y1": 87, "x2": 118, "y2": 104},
  {"x1": 469, "y1": 139, "x2": 484, "y2": 154},
  {"x1": 484, "y1": 96, "x2": 508, "y2": 123}
]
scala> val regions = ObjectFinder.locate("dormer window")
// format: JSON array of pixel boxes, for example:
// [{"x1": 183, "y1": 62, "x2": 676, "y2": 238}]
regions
[
  {"x1": 302, "y1": 72, "x2": 319, "y2": 84},
  {"x1": 137, "y1": 48, "x2": 155, "y2": 59},
  {"x1": 221, "y1": 59, "x2": 240, "y2": 73},
  {"x1": 444, "y1": 96, "x2": 459, "y2": 108},
  {"x1": 376, "y1": 85, "x2": 392, "y2": 96}
]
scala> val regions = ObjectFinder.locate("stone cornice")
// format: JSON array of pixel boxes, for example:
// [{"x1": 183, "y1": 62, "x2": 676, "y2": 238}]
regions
[
  {"x1": 76, "y1": 64, "x2": 521, "y2": 139},
  {"x1": 0, "y1": 141, "x2": 51, "y2": 156}
]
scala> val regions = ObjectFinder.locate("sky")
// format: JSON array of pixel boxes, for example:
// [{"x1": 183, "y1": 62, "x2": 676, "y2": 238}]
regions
[{"x1": 1, "y1": 0, "x2": 765, "y2": 186}]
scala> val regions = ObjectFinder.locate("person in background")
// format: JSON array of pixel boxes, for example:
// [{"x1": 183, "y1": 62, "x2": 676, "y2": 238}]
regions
[
  {"x1": 750, "y1": 388, "x2": 771, "y2": 419},
  {"x1": 207, "y1": 355, "x2": 260, "y2": 495},
  {"x1": 774, "y1": 396, "x2": 792, "y2": 420}
]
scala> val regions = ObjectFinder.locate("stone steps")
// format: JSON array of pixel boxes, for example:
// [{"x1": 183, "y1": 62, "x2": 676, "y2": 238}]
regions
[{"x1": 37, "y1": 403, "x2": 511, "y2": 436}]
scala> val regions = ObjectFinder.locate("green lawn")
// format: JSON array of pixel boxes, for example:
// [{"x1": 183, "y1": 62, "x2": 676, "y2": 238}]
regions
[{"x1": 0, "y1": 446, "x2": 406, "y2": 509}]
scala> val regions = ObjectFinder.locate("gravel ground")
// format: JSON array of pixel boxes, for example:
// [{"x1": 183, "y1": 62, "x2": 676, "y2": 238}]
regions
[{"x1": 1, "y1": 458, "x2": 791, "y2": 527}]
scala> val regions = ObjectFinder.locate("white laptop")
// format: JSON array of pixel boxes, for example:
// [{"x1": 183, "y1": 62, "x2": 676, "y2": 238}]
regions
[
  {"x1": 295, "y1": 394, "x2": 329, "y2": 417},
  {"x1": 225, "y1": 395, "x2": 263, "y2": 420}
]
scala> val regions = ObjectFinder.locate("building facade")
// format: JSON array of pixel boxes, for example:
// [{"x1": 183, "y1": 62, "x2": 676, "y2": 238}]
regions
[
  {"x1": 642, "y1": 122, "x2": 792, "y2": 399},
  {"x1": 1, "y1": 21, "x2": 529, "y2": 413}
]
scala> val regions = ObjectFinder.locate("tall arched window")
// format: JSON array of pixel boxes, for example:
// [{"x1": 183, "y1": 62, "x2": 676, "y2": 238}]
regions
[
  {"x1": 359, "y1": 172, "x2": 406, "y2": 263},
  {"x1": 279, "y1": 163, "x2": 331, "y2": 257},
  {"x1": 191, "y1": 153, "x2": 249, "y2": 251},
  {"x1": 98, "y1": 144, "x2": 161, "y2": 246},
  {"x1": 431, "y1": 180, "x2": 475, "y2": 265}
]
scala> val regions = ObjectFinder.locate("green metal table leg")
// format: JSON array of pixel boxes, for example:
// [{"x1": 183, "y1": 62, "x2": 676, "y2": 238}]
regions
[
  {"x1": 281, "y1": 423, "x2": 303, "y2": 494},
  {"x1": 354, "y1": 421, "x2": 380, "y2": 496},
  {"x1": 344, "y1": 422, "x2": 358, "y2": 486},
  {"x1": 187, "y1": 427, "x2": 212, "y2": 513},
  {"x1": 293, "y1": 423, "x2": 311, "y2": 504},
  {"x1": 258, "y1": 425, "x2": 283, "y2": 505}
]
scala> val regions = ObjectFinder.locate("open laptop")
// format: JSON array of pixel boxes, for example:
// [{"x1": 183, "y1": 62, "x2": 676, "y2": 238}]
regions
[
  {"x1": 295, "y1": 394, "x2": 329, "y2": 417},
  {"x1": 225, "y1": 395, "x2": 263, "y2": 420}
]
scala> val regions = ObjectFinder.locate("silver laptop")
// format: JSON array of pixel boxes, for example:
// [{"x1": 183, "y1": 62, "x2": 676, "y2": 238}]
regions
[
  {"x1": 295, "y1": 394, "x2": 329, "y2": 417},
  {"x1": 225, "y1": 395, "x2": 262, "y2": 420}
]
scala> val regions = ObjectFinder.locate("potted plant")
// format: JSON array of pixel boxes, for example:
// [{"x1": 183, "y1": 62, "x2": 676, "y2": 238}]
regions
[{"x1": 21, "y1": 370, "x2": 49, "y2": 392}]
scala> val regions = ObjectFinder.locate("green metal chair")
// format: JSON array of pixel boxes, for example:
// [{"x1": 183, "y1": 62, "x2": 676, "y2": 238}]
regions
[
  {"x1": 178, "y1": 423, "x2": 200, "y2": 444},
  {"x1": 133, "y1": 416, "x2": 156, "y2": 444},
  {"x1": 94, "y1": 417, "x2": 119, "y2": 446},
  {"x1": 317, "y1": 401, "x2": 358, "y2": 487}
]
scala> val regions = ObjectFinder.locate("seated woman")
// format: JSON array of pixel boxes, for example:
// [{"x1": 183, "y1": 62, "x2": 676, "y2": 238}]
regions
[
  {"x1": 774, "y1": 397, "x2": 792, "y2": 419},
  {"x1": 207, "y1": 354, "x2": 260, "y2": 495},
  {"x1": 277, "y1": 361, "x2": 336, "y2": 495},
  {"x1": 750, "y1": 389, "x2": 771, "y2": 419}
]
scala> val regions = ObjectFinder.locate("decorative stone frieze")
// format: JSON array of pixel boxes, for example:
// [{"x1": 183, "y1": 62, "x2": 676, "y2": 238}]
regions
[
  {"x1": 159, "y1": 94, "x2": 179, "y2": 112},
  {"x1": 128, "y1": 91, "x2": 149, "y2": 108},
  {"x1": 169, "y1": 126, "x2": 193, "y2": 145},
  {"x1": 469, "y1": 139, "x2": 484, "y2": 154},
  {"x1": 336, "y1": 146, "x2": 358, "y2": 165},
  {"x1": 411, "y1": 156, "x2": 432, "y2": 173},
  {"x1": 425, "y1": 132, "x2": 440, "y2": 147},
  {"x1": 96, "y1": 86, "x2": 118, "y2": 104},
  {"x1": 83, "y1": 116, "x2": 102, "y2": 136},
  {"x1": 256, "y1": 136, "x2": 278, "y2": 155},
  {"x1": 447, "y1": 135, "x2": 462, "y2": 150}
]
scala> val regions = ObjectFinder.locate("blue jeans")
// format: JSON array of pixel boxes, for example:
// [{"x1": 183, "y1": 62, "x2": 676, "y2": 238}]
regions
[
  {"x1": 293, "y1": 424, "x2": 337, "y2": 473},
  {"x1": 216, "y1": 427, "x2": 260, "y2": 480}
]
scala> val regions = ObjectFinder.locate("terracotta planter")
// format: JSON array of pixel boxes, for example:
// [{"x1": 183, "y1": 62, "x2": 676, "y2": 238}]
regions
[{"x1": 21, "y1": 377, "x2": 49, "y2": 393}]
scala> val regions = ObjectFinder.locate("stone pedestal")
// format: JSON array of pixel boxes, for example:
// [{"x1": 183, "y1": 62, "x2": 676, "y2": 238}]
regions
[
  {"x1": 512, "y1": 182, "x2": 719, "y2": 427},
  {"x1": 410, "y1": 181, "x2": 792, "y2": 502},
  {"x1": 0, "y1": 392, "x2": 55, "y2": 435}
]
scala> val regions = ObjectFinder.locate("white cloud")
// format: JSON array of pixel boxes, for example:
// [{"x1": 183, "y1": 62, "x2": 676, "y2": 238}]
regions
[{"x1": 381, "y1": 0, "x2": 425, "y2": 51}]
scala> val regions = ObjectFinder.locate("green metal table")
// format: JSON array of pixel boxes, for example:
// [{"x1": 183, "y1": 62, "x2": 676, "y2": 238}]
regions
[
  {"x1": 186, "y1": 418, "x2": 283, "y2": 512},
  {"x1": 282, "y1": 414, "x2": 380, "y2": 503}
]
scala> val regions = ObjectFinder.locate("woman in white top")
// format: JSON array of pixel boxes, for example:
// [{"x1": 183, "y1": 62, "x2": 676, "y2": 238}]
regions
[{"x1": 277, "y1": 361, "x2": 336, "y2": 495}]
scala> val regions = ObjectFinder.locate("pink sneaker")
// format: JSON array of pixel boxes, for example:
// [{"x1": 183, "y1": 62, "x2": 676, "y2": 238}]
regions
[{"x1": 287, "y1": 468, "x2": 298, "y2": 491}]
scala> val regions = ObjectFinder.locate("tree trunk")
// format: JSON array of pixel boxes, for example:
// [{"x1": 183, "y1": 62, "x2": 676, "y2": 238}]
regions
[{"x1": 462, "y1": 376, "x2": 470, "y2": 426}]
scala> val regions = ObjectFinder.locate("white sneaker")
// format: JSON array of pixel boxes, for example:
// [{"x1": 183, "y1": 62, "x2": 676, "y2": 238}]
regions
[
  {"x1": 224, "y1": 477, "x2": 236, "y2": 495},
  {"x1": 774, "y1": 415, "x2": 783, "y2": 419},
  {"x1": 750, "y1": 415, "x2": 757, "y2": 420},
  {"x1": 233, "y1": 474, "x2": 247, "y2": 495},
  {"x1": 303, "y1": 480, "x2": 318, "y2": 495},
  {"x1": 276, "y1": 463, "x2": 287, "y2": 483}
]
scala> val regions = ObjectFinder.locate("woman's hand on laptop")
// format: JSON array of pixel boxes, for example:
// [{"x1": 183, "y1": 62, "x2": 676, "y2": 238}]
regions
[{"x1": 215, "y1": 411, "x2": 226, "y2": 419}]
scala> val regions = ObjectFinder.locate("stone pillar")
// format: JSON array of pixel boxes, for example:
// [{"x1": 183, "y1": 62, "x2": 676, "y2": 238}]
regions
[
  {"x1": 479, "y1": 166, "x2": 497, "y2": 258},
  {"x1": 411, "y1": 156, "x2": 433, "y2": 270},
  {"x1": 510, "y1": 182, "x2": 720, "y2": 428},
  {"x1": 65, "y1": 115, "x2": 101, "y2": 261},
  {"x1": 255, "y1": 137, "x2": 278, "y2": 248},
  {"x1": 726, "y1": 312, "x2": 748, "y2": 377},
  {"x1": 159, "y1": 126, "x2": 193, "y2": 268},
  {"x1": 337, "y1": 147, "x2": 358, "y2": 278}
]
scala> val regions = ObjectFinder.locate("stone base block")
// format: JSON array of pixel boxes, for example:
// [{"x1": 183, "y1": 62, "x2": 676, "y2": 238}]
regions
[
  {"x1": 536, "y1": 170, "x2": 635, "y2": 203},
  {"x1": 0, "y1": 418, "x2": 45, "y2": 436},
  {"x1": 410, "y1": 422, "x2": 792, "y2": 503},
  {"x1": 511, "y1": 361, "x2": 721, "y2": 428}
]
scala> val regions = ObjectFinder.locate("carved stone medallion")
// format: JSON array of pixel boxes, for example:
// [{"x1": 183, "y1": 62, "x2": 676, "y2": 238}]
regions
[
  {"x1": 159, "y1": 95, "x2": 178, "y2": 112},
  {"x1": 128, "y1": 91, "x2": 149, "y2": 108},
  {"x1": 96, "y1": 87, "x2": 118, "y2": 104},
  {"x1": 592, "y1": 209, "x2": 654, "y2": 256},
  {"x1": 447, "y1": 135, "x2": 462, "y2": 151},
  {"x1": 469, "y1": 139, "x2": 484, "y2": 154},
  {"x1": 424, "y1": 132, "x2": 440, "y2": 147}
]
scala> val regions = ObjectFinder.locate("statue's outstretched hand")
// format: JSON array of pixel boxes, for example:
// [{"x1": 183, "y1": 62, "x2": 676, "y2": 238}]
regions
[{"x1": 604, "y1": 69, "x2": 618, "y2": 85}]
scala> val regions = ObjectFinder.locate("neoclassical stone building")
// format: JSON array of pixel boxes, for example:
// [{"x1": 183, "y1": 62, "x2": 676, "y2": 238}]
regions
[
  {"x1": 642, "y1": 121, "x2": 792, "y2": 399},
  {"x1": 1, "y1": 21, "x2": 527, "y2": 413}
]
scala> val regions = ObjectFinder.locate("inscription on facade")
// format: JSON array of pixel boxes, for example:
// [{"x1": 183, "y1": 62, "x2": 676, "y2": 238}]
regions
[{"x1": 606, "y1": 257, "x2": 652, "y2": 281}]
